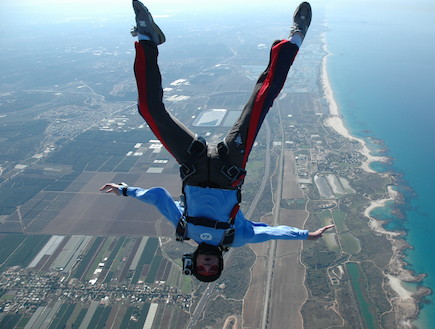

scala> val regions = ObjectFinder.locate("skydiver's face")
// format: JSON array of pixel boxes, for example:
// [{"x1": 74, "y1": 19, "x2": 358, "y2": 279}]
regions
[{"x1": 195, "y1": 254, "x2": 219, "y2": 276}]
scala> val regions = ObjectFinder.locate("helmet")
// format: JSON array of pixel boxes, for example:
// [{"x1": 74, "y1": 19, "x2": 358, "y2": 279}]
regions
[{"x1": 182, "y1": 243, "x2": 224, "y2": 282}]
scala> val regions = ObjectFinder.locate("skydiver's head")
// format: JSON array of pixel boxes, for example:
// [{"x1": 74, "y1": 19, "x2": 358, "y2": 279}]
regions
[{"x1": 192, "y1": 243, "x2": 223, "y2": 282}]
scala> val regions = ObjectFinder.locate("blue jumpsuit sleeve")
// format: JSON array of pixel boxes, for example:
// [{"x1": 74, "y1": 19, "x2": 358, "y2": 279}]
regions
[
  {"x1": 247, "y1": 224, "x2": 309, "y2": 243},
  {"x1": 120, "y1": 186, "x2": 183, "y2": 227}
]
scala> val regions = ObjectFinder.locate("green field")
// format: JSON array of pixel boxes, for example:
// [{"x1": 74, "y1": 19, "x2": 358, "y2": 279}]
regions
[{"x1": 0, "y1": 234, "x2": 50, "y2": 271}]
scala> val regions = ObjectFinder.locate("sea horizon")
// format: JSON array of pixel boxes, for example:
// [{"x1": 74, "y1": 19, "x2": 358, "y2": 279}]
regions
[{"x1": 324, "y1": 1, "x2": 435, "y2": 327}]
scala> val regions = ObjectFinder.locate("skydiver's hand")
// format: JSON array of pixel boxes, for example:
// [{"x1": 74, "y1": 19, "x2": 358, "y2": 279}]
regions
[
  {"x1": 99, "y1": 183, "x2": 123, "y2": 196},
  {"x1": 307, "y1": 224, "x2": 335, "y2": 240}
]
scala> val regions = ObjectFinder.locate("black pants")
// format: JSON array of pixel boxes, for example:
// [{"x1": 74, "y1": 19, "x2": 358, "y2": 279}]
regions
[{"x1": 134, "y1": 40, "x2": 299, "y2": 189}]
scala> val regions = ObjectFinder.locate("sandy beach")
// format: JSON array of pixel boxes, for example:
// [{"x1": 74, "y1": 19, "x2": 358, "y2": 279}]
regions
[
  {"x1": 320, "y1": 32, "x2": 423, "y2": 327},
  {"x1": 320, "y1": 35, "x2": 388, "y2": 174}
]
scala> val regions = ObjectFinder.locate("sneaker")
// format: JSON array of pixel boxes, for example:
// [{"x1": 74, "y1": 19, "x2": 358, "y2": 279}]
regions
[
  {"x1": 289, "y1": 2, "x2": 312, "y2": 39},
  {"x1": 132, "y1": 0, "x2": 166, "y2": 45}
]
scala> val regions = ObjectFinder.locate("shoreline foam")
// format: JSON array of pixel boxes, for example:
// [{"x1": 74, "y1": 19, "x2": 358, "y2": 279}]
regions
[
  {"x1": 320, "y1": 32, "x2": 425, "y2": 328},
  {"x1": 320, "y1": 36, "x2": 388, "y2": 174}
]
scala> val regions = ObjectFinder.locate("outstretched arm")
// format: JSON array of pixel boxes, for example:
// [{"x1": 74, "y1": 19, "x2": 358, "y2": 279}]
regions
[
  {"x1": 99, "y1": 183, "x2": 183, "y2": 227},
  {"x1": 307, "y1": 224, "x2": 335, "y2": 240},
  {"x1": 244, "y1": 223, "x2": 335, "y2": 245}
]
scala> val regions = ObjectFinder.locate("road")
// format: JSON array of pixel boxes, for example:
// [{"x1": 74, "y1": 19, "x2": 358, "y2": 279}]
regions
[{"x1": 261, "y1": 105, "x2": 285, "y2": 329}]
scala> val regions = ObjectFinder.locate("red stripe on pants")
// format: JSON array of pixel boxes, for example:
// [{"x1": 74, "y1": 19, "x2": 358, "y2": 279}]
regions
[{"x1": 134, "y1": 41, "x2": 176, "y2": 159}]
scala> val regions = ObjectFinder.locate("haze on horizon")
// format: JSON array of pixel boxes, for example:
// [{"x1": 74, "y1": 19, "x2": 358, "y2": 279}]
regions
[{"x1": 1, "y1": 0, "x2": 434, "y2": 44}]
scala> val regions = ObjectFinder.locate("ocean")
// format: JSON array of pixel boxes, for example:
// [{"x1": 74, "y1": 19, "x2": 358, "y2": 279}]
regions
[{"x1": 324, "y1": 0, "x2": 435, "y2": 327}]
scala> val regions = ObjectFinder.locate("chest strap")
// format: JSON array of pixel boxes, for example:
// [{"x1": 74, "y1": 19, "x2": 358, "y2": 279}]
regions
[
  {"x1": 185, "y1": 216, "x2": 231, "y2": 229},
  {"x1": 175, "y1": 203, "x2": 240, "y2": 251}
]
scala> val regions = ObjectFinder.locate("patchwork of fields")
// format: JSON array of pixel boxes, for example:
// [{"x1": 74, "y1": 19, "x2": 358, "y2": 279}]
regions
[{"x1": 0, "y1": 234, "x2": 192, "y2": 329}]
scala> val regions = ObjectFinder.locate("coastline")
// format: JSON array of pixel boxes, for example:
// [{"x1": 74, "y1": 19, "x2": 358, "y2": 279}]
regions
[
  {"x1": 319, "y1": 37, "x2": 388, "y2": 174},
  {"x1": 319, "y1": 32, "x2": 426, "y2": 327}
]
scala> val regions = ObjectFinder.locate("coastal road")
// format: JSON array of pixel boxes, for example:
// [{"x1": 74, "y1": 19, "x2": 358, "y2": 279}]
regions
[{"x1": 260, "y1": 105, "x2": 285, "y2": 329}]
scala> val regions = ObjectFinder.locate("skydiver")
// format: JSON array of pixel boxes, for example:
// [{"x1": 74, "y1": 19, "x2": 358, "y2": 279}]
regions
[{"x1": 101, "y1": 0, "x2": 334, "y2": 282}]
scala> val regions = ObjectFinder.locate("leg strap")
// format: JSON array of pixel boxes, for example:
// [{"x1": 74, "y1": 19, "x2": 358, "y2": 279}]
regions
[{"x1": 179, "y1": 136, "x2": 207, "y2": 181}]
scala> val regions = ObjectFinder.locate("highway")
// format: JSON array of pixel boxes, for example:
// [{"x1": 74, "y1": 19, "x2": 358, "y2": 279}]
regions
[{"x1": 260, "y1": 105, "x2": 285, "y2": 329}]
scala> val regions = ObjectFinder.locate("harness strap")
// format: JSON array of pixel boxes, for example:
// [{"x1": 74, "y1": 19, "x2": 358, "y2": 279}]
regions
[
  {"x1": 179, "y1": 136, "x2": 206, "y2": 181},
  {"x1": 185, "y1": 216, "x2": 231, "y2": 229},
  {"x1": 220, "y1": 229, "x2": 235, "y2": 251},
  {"x1": 220, "y1": 165, "x2": 247, "y2": 187},
  {"x1": 217, "y1": 141, "x2": 246, "y2": 187},
  {"x1": 219, "y1": 203, "x2": 240, "y2": 251},
  {"x1": 180, "y1": 163, "x2": 196, "y2": 180},
  {"x1": 175, "y1": 203, "x2": 240, "y2": 249},
  {"x1": 175, "y1": 216, "x2": 189, "y2": 242}
]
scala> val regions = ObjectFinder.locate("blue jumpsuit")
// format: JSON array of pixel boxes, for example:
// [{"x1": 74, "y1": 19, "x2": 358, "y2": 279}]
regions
[{"x1": 120, "y1": 186, "x2": 308, "y2": 247}]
